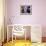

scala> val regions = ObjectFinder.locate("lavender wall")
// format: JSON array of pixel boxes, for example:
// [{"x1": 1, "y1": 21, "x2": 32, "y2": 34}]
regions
[{"x1": 6, "y1": 0, "x2": 46, "y2": 37}]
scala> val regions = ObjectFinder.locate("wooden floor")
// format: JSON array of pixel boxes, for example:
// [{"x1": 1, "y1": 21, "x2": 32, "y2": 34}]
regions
[
  {"x1": 3, "y1": 40, "x2": 31, "y2": 46},
  {"x1": 3, "y1": 40, "x2": 46, "y2": 46}
]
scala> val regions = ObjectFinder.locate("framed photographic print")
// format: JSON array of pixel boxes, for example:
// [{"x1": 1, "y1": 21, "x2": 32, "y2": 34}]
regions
[{"x1": 20, "y1": 5, "x2": 32, "y2": 15}]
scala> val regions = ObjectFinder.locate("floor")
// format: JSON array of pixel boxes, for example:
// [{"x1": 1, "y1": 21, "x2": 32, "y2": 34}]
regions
[
  {"x1": 3, "y1": 40, "x2": 31, "y2": 46},
  {"x1": 3, "y1": 40, "x2": 46, "y2": 46}
]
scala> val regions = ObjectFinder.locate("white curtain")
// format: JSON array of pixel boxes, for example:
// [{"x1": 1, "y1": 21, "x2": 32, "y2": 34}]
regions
[{"x1": 0, "y1": 0, "x2": 4, "y2": 42}]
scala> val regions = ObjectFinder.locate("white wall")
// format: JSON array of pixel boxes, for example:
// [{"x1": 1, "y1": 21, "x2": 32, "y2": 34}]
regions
[{"x1": 7, "y1": 0, "x2": 46, "y2": 37}]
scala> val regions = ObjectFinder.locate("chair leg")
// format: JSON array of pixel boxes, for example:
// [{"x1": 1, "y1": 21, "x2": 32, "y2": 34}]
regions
[
  {"x1": 1, "y1": 42, "x2": 3, "y2": 46},
  {"x1": 24, "y1": 29, "x2": 26, "y2": 46},
  {"x1": 15, "y1": 36, "x2": 16, "y2": 43}
]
